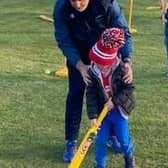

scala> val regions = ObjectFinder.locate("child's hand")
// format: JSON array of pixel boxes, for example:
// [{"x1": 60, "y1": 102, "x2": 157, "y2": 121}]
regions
[
  {"x1": 105, "y1": 98, "x2": 114, "y2": 111},
  {"x1": 90, "y1": 119, "x2": 98, "y2": 128}
]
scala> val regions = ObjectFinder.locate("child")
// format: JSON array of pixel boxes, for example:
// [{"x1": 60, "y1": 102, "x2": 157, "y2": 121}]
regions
[
  {"x1": 161, "y1": 0, "x2": 168, "y2": 75},
  {"x1": 86, "y1": 28, "x2": 136, "y2": 168}
]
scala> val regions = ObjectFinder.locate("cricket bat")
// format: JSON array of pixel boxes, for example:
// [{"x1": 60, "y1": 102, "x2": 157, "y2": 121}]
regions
[{"x1": 68, "y1": 105, "x2": 109, "y2": 168}]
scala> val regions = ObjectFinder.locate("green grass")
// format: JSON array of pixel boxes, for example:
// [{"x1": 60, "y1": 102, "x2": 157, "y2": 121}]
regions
[{"x1": 0, "y1": 0, "x2": 168, "y2": 167}]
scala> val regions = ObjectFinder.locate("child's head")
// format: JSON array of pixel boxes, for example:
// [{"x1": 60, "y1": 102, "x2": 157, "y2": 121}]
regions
[{"x1": 89, "y1": 28, "x2": 125, "y2": 67}]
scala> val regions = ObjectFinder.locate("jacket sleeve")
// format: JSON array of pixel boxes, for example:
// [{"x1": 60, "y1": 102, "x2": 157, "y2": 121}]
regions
[
  {"x1": 108, "y1": 0, "x2": 133, "y2": 61},
  {"x1": 112, "y1": 83, "x2": 135, "y2": 115},
  {"x1": 86, "y1": 76, "x2": 100, "y2": 120},
  {"x1": 112, "y1": 67, "x2": 135, "y2": 114},
  {"x1": 53, "y1": 0, "x2": 81, "y2": 66}
]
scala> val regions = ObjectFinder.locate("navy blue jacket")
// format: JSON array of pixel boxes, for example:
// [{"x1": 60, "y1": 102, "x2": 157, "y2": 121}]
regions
[{"x1": 53, "y1": 0, "x2": 132, "y2": 66}]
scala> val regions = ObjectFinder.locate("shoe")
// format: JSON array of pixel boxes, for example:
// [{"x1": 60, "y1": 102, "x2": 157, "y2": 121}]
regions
[
  {"x1": 107, "y1": 136, "x2": 122, "y2": 154},
  {"x1": 124, "y1": 155, "x2": 136, "y2": 168},
  {"x1": 63, "y1": 140, "x2": 77, "y2": 163}
]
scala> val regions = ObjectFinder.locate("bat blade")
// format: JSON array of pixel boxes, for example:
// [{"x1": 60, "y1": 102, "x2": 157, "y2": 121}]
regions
[
  {"x1": 68, "y1": 106, "x2": 108, "y2": 168},
  {"x1": 68, "y1": 128, "x2": 96, "y2": 168}
]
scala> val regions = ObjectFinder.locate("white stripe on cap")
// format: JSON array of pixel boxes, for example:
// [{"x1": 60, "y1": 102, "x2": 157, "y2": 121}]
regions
[{"x1": 92, "y1": 43, "x2": 116, "y2": 59}]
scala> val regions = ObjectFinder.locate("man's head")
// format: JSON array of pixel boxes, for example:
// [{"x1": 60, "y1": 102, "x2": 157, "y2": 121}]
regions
[
  {"x1": 69, "y1": 0, "x2": 90, "y2": 12},
  {"x1": 89, "y1": 28, "x2": 125, "y2": 67}
]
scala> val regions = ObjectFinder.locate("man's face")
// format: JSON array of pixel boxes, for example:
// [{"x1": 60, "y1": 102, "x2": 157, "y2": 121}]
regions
[{"x1": 69, "y1": 0, "x2": 90, "y2": 12}]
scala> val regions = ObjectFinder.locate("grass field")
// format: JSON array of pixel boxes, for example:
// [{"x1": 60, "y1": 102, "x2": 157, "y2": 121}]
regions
[{"x1": 0, "y1": 0, "x2": 168, "y2": 168}]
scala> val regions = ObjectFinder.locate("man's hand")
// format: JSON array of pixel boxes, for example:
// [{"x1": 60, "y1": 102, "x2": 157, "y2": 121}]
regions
[
  {"x1": 123, "y1": 62, "x2": 133, "y2": 84},
  {"x1": 76, "y1": 60, "x2": 91, "y2": 85}
]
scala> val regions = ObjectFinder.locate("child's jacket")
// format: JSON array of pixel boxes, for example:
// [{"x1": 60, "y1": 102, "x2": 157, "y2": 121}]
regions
[{"x1": 86, "y1": 62, "x2": 135, "y2": 120}]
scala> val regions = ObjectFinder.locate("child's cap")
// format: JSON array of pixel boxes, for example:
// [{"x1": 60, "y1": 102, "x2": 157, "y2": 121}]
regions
[{"x1": 89, "y1": 28, "x2": 125, "y2": 66}]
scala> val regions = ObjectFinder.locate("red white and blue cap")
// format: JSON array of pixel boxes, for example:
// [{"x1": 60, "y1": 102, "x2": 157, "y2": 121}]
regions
[{"x1": 89, "y1": 28, "x2": 125, "y2": 66}]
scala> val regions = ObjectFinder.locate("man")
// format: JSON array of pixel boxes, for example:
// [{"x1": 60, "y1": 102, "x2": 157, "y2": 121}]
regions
[{"x1": 53, "y1": 0, "x2": 133, "y2": 162}]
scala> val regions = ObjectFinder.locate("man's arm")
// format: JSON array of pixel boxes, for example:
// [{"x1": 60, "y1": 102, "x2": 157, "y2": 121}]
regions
[
  {"x1": 108, "y1": 0, "x2": 132, "y2": 62},
  {"x1": 107, "y1": 0, "x2": 133, "y2": 83},
  {"x1": 53, "y1": 0, "x2": 91, "y2": 84},
  {"x1": 53, "y1": 0, "x2": 80, "y2": 67}
]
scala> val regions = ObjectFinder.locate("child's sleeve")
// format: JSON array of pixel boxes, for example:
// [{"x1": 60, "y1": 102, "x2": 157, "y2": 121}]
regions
[
  {"x1": 112, "y1": 66, "x2": 136, "y2": 115},
  {"x1": 86, "y1": 78, "x2": 99, "y2": 120},
  {"x1": 112, "y1": 83, "x2": 135, "y2": 115}
]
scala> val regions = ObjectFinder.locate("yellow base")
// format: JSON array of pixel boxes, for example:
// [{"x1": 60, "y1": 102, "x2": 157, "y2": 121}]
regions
[
  {"x1": 55, "y1": 67, "x2": 68, "y2": 77},
  {"x1": 39, "y1": 15, "x2": 53, "y2": 23},
  {"x1": 146, "y1": 6, "x2": 160, "y2": 10},
  {"x1": 130, "y1": 28, "x2": 138, "y2": 34}
]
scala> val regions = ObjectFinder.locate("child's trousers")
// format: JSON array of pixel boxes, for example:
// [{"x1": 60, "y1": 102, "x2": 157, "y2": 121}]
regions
[{"x1": 94, "y1": 108, "x2": 134, "y2": 167}]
